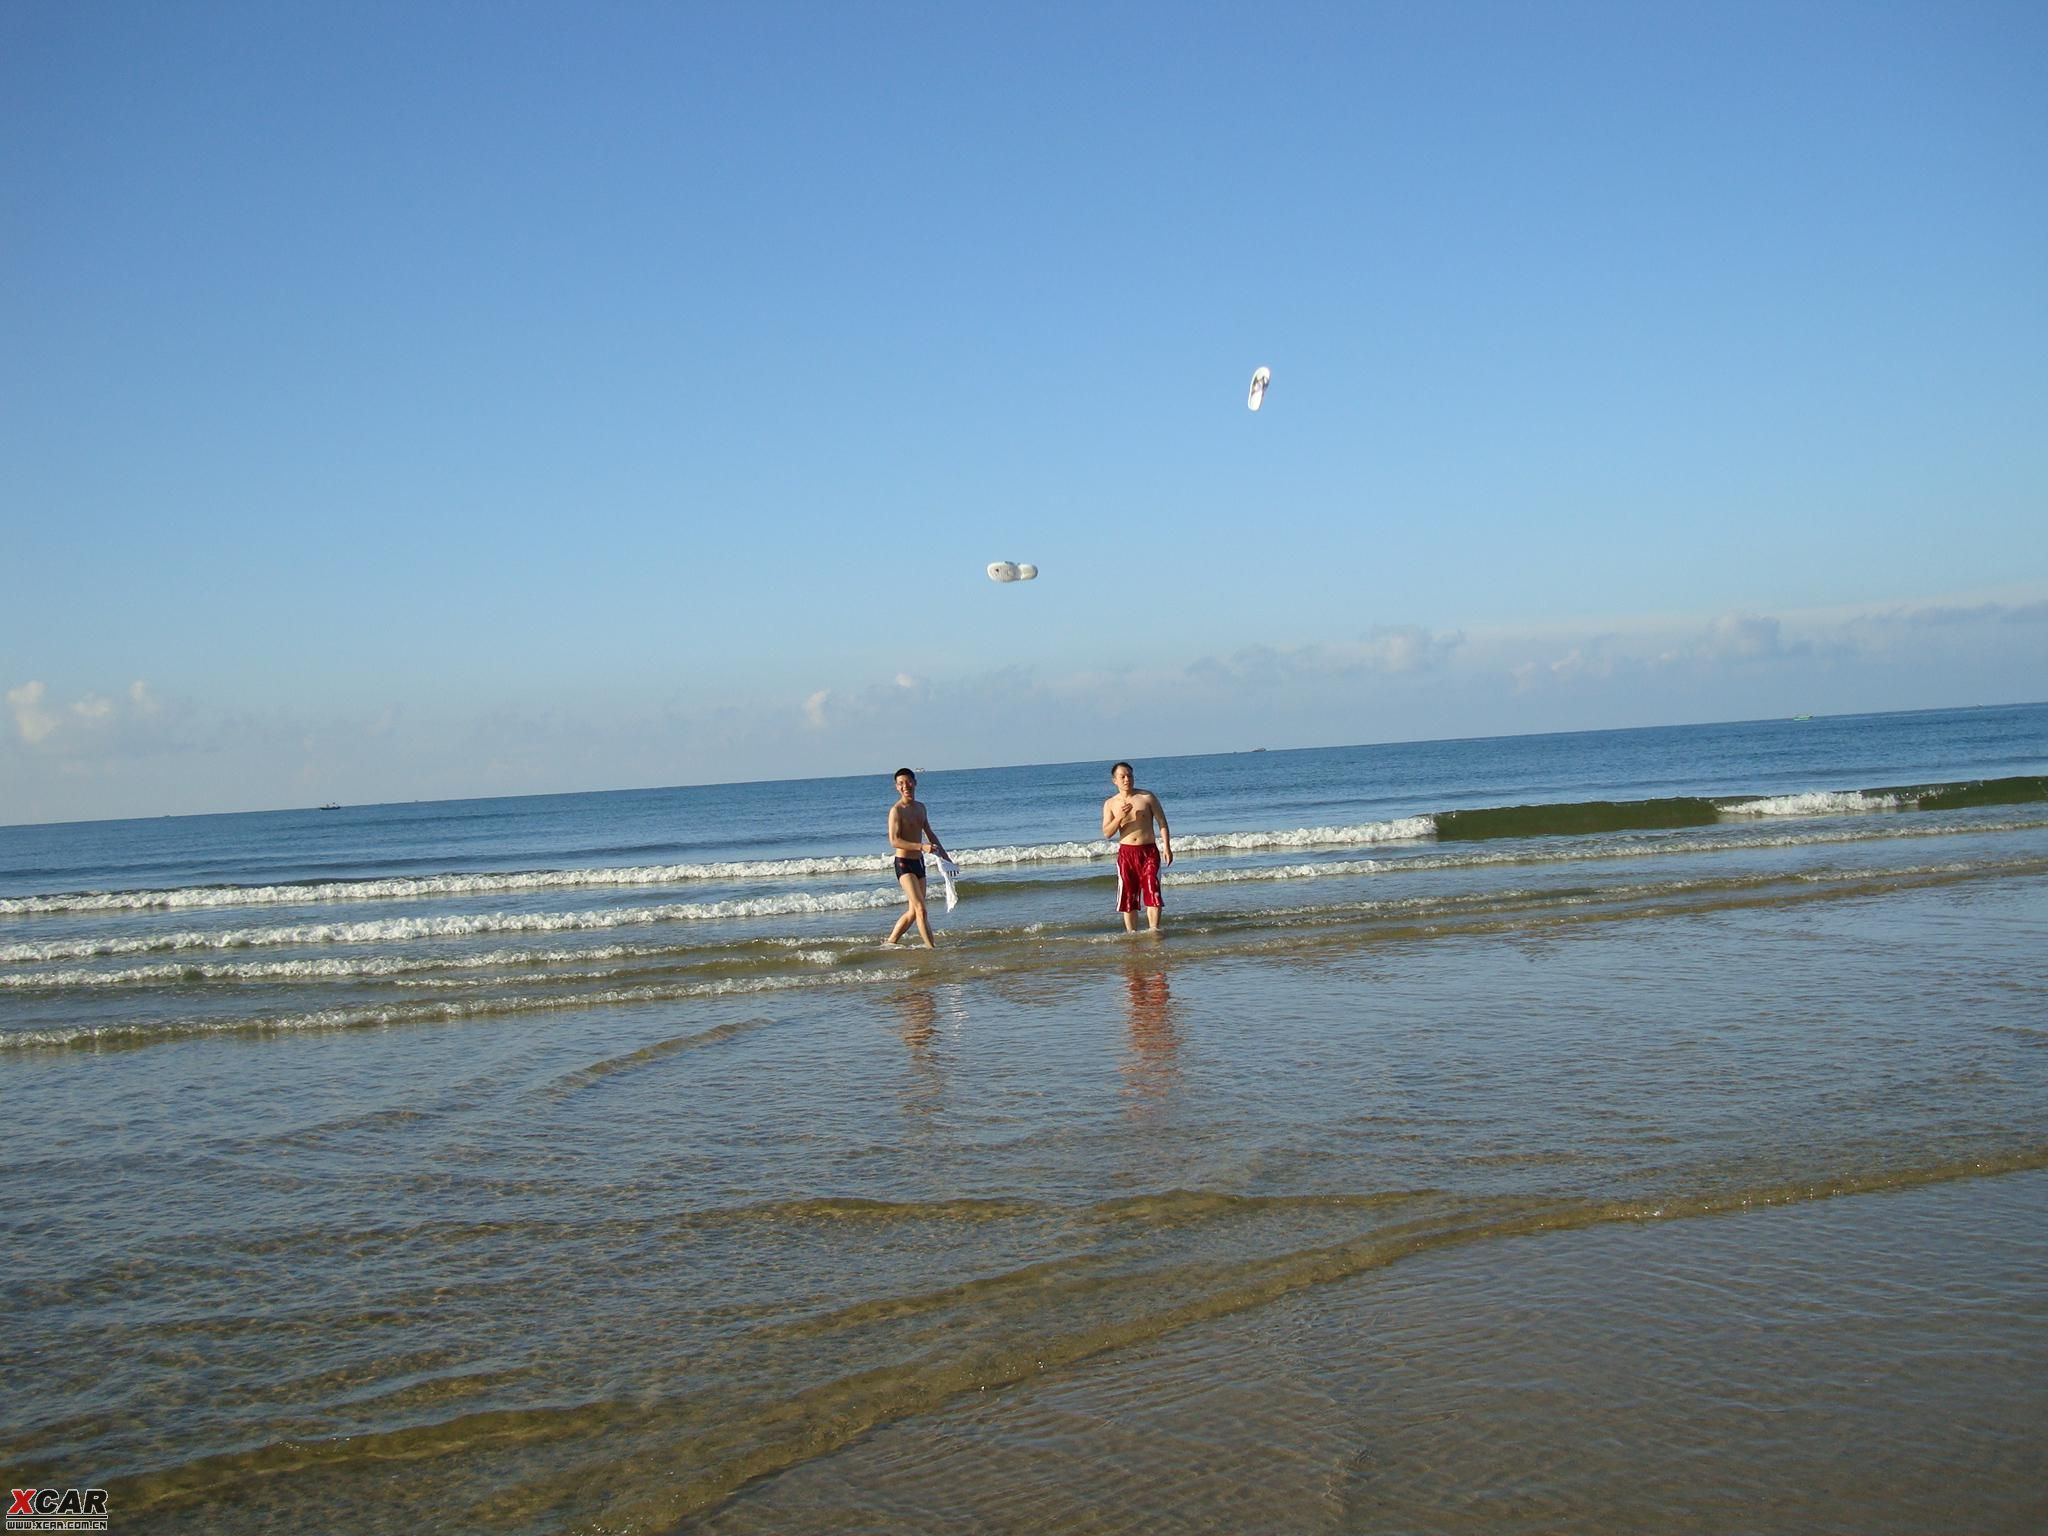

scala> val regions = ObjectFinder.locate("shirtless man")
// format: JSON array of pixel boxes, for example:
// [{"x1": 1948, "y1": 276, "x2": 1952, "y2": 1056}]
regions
[
  {"x1": 1101, "y1": 760, "x2": 1172, "y2": 933},
  {"x1": 886, "y1": 768, "x2": 951, "y2": 948}
]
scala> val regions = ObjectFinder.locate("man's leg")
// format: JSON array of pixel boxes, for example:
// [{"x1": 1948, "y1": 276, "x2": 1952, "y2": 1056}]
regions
[
  {"x1": 909, "y1": 876, "x2": 934, "y2": 947},
  {"x1": 888, "y1": 874, "x2": 919, "y2": 944}
]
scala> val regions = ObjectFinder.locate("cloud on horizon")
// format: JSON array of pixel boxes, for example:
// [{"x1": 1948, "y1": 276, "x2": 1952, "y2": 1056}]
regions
[
  {"x1": 7, "y1": 681, "x2": 58, "y2": 745},
  {"x1": 1186, "y1": 625, "x2": 1466, "y2": 689},
  {"x1": 7, "y1": 678, "x2": 167, "y2": 752},
  {"x1": 6, "y1": 591, "x2": 2044, "y2": 824}
]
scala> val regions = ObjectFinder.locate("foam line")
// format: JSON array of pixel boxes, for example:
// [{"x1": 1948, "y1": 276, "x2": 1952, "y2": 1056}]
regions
[
  {"x1": 0, "y1": 890, "x2": 901, "y2": 964},
  {"x1": 0, "y1": 821, "x2": 1437, "y2": 915}
]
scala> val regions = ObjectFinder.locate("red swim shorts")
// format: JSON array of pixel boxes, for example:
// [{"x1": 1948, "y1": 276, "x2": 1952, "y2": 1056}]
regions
[{"x1": 1116, "y1": 842, "x2": 1163, "y2": 911}]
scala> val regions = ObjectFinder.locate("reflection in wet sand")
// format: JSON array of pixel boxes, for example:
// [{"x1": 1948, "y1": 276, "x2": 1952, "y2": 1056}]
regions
[
  {"x1": 890, "y1": 980, "x2": 949, "y2": 1123},
  {"x1": 1121, "y1": 957, "x2": 1180, "y2": 1110}
]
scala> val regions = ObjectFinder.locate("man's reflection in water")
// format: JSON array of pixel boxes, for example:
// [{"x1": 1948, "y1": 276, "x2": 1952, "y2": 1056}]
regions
[
  {"x1": 890, "y1": 980, "x2": 947, "y2": 1124},
  {"x1": 1121, "y1": 956, "x2": 1181, "y2": 1111}
]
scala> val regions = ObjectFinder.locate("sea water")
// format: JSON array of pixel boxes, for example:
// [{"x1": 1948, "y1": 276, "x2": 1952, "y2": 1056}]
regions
[{"x1": 3, "y1": 703, "x2": 2045, "y2": 1532}]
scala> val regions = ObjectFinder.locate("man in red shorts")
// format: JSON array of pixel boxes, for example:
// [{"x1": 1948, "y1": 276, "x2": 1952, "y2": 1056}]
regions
[{"x1": 1101, "y1": 760, "x2": 1172, "y2": 933}]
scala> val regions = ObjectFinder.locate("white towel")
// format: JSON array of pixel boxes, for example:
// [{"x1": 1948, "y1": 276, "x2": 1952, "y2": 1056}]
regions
[{"x1": 929, "y1": 853, "x2": 960, "y2": 910}]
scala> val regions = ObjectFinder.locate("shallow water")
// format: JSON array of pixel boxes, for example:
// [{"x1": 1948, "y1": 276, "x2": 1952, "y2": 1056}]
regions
[
  {"x1": 4, "y1": 707, "x2": 2045, "y2": 1531},
  {"x1": 691, "y1": 1169, "x2": 2048, "y2": 1535}
]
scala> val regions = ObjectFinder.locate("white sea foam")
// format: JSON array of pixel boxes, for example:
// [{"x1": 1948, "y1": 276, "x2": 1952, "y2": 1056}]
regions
[
  {"x1": 0, "y1": 890, "x2": 901, "y2": 965},
  {"x1": 8, "y1": 843, "x2": 2043, "y2": 1007},
  {"x1": 7, "y1": 816, "x2": 2042, "y2": 972},
  {"x1": 1178, "y1": 818, "x2": 1435, "y2": 853},
  {"x1": 0, "y1": 943, "x2": 677, "y2": 989},
  {"x1": 1160, "y1": 817, "x2": 2047, "y2": 888},
  {"x1": 1719, "y1": 791, "x2": 1904, "y2": 817},
  {"x1": 964, "y1": 839, "x2": 1112, "y2": 866},
  {"x1": 0, "y1": 820, "x2": 1438, "y2": 915},
  {"x1": 967, "y1": 821, "x2": 1433, "y2": 866},
  {"x1": 0, "y1": 967, "x2": 905, "y2": 1051},
  {"x1": 1170, "y1": 858, "x2": 1391, "y2": 886},
  {"x1": 0, "y1": 858, "x2": 900, "y2": 916}
]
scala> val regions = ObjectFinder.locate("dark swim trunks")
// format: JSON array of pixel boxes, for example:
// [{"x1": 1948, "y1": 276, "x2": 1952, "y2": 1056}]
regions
[
  {"x1": 894, "y1": 855, "x2": 927, "y2": 880},
  {"x1": 1116, "y1": 842, "x2": 1162, "y2": 911}
]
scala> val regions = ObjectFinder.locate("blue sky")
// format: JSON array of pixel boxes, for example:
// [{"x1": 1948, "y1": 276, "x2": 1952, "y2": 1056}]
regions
[{"x1": 4, "y1": 0, "x2": 2044, "y2": 823}]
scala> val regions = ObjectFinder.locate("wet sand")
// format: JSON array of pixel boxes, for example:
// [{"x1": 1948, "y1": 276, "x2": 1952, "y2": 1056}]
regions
[{"x1": 694, "y1": 1168, "x2": 2048, "y2": 1535}]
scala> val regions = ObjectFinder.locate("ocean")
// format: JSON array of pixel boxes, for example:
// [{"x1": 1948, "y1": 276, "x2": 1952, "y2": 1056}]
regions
[{"x1": 4, "y1": 702, "x2": 2045, "y2": 1532}]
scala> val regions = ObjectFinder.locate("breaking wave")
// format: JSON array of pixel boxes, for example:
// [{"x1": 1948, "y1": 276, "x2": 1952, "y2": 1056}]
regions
[
  {"x1": 0, "y1": 820, "x2": 1436, "y2": 916},
  {"x1": 0, "y1": 890, "x2": 901, "y2": 964}
]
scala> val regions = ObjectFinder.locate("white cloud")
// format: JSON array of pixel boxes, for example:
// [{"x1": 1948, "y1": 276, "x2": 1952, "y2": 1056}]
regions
[
  {"x1": 1507, "y1": 610, "x2": 1818, "y2": 693},
  {"x1": 1834, "y1": 597, "x2": 2048, "y2": 646},
  {"x1": 1695, "y1": 613, "x2": 1792, "y2": 661},
  {"x1": 1509, "y1": 635, "x2": 1626, "y2": 689},
  {"x1": 8, "y1": 678, "x2": 184, "y2": 749},
  {"x1": 1351, "y1": 625, "x2": 1465, "y2": 674},
  {"x1": 8, "y1": 586, "x2": 2043, "y2": 824},
  {"x1": 8, "y1": 681, "x2": 58, "y2": 745},
  {"x1": 1187, "y1": 626, "x2": 1464, "y2": 688}
]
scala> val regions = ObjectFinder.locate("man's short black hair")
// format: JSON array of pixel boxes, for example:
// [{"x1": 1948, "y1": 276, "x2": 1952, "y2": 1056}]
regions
[
  {"x1": 1111, "y1": 761, "x2": 1133, "y2": 777},
  {"x1": 893, "y1": 767, "x2": 916, "y2": 783}
]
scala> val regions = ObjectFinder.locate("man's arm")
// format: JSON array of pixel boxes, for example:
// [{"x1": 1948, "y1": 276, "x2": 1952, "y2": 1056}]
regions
[
  {"x1": 1101, "y1": 795, "x2": 1126, "y2": 839},
  {"x1": 922, "y1": 811, "x2": 948, "y2": 860},
  {"x1": 1150, "y1": 794, "x2": 1172, "y2": 865}
]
